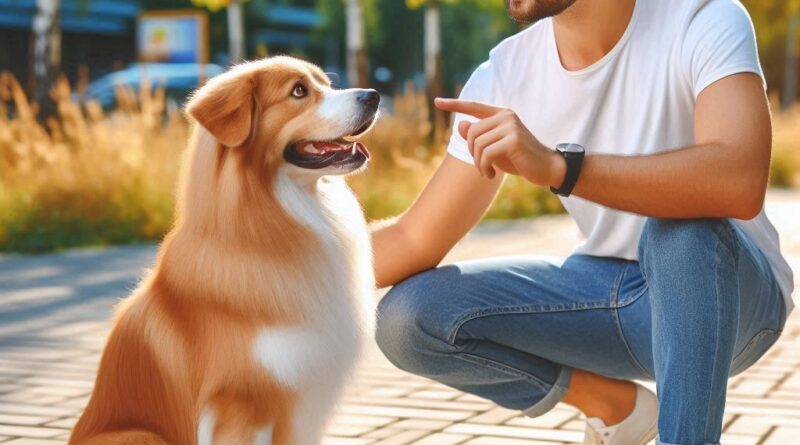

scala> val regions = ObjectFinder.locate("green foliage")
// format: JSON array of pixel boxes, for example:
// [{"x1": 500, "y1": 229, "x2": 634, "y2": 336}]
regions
[
  {"x1": 191, "y1": 0, "x2": 250, "y2": 12},
  {"x1": 741, "y1": 0, "x2": 799, "y2": 95},
  {"x1": 312, "y1": 0, "x2": 513, "y2": 93},
  {"x1": 405, "y1": 0, "x2": 458, "y2": 10}
]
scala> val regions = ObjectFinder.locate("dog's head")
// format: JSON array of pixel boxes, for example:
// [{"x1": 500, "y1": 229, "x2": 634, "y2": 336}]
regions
[{"x1": 186, "y1": 56, "x2": 379, "y2": 177}]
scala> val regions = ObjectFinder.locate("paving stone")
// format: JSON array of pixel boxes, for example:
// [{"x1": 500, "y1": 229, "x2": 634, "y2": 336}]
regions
[
  {"x1": 2, "y1": 440, "x2": 67, "y2": 445},
  {"x1": 462, "y1": 439, "x2": 563, "y2": 445},
  {"x1": 369, "y1": 429, "x2": 429, "y2": 445},
  {"x1": 0, "y1": 426, "x2": 66, "y2": 439},
  {"x1": 0, "y1": 414, "x2": 57, "y2": 426},
  {"x1": 413, "y1": 432, "x2": 472, "y2": 444},
  {"x1": 763, "y1": 426, "x2": 800, "y2": 445},
  {"x1": 444, "y1": 423, "x2": 584, "y2": 442}
]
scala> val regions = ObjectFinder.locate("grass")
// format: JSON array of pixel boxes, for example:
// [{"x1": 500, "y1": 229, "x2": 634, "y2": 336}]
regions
[
  {"x1": 0, "y1": 74, "x2": 183, "y2": 252},
  {"x1": 0, "y1": 75, "x2": 798, "y2": 253}
]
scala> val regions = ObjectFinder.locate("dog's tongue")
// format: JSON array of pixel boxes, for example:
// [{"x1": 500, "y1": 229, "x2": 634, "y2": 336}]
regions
[
  {"x1": 301, "y1": 140, "x2": 370, "y2": 159},
  {"x1": 311, "y1": 141, "x2": 346, "y2": 152}
]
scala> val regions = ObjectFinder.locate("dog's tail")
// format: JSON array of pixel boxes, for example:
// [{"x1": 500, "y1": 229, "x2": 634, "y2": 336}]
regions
[{"x1": 70, "y1": 430, "x2": 169, "y2": 445}]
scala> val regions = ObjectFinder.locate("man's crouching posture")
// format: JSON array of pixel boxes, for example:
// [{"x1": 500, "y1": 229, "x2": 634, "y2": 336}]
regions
[{"x1": 370, "y1": 1, "x2": 794, "y2": 444}]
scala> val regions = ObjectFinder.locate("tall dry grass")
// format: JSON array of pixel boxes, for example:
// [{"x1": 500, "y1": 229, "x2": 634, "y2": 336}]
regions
[
  {"x1": 0, "y1": 77, "x2": 563, "y2": 253},
  {"x1": 0, "y1": 74, "x2": 184, "y2": 252},
  {"x1": 1, "y1": 75, "x2": 798, "y2": 253},
  {"x1": 771, "y1": 104, "x2": 800, "y2": 188}
]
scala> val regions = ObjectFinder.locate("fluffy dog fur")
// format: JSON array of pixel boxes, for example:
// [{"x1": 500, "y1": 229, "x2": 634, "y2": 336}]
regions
[{"x1": 69, "y1": 56, "x2": 378, "y2": 445}]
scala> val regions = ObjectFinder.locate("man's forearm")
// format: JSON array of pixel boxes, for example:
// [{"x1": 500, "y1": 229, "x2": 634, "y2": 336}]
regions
[
  {"x1": 570, "y1": 142, "x2": 769, "y2": 220},
  {"x1": 435, "y1": 74, "x2": 772, "y2": 221},
  {"x1": 371, "y1": 218, "x2": 433, "y2": 289}
]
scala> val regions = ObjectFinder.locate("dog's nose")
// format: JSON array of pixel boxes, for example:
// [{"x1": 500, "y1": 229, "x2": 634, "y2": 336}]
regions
[{"x1": 356, "y1": 89, "x2": 380, "y2": 107}]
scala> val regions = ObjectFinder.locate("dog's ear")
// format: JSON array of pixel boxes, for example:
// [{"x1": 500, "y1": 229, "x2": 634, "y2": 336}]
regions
[{"x1": 186, "y1": 73, "x2": 255, "y2": 148}]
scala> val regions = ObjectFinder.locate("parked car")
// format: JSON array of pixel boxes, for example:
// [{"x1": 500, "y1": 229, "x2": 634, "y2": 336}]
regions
[{"x1": 80, "y1": 63, "x2": 225, "y2": 109}]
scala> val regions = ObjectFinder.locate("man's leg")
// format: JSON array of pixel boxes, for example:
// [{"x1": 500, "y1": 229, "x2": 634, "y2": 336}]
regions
[
  {"x1": 375, "y1": 255, "x2": 652, "y2": 417},
  {"x1": 636, "y1": 218, "x2": 786, "y2": 445}
]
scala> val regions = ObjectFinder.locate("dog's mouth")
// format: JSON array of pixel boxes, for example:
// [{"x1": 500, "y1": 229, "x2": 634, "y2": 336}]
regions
[{"x1": 284, "y1": 116, "x2": 376, "y2": 171}]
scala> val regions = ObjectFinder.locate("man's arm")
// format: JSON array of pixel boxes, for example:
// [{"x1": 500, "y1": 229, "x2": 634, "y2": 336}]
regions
[
  {"x1": 435, "y1": 72, "x2": 772, "y2": 221},
  {"x1": 572, "y1": 73, "x2": 771, "y2": 220},
  {"x1": 372, "y1": 155, "x2": 503, "y2": 288}
]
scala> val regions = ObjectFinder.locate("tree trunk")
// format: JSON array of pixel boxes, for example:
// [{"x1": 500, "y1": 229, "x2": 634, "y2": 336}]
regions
[
  {"x1": 345, "y1": 0, "x2": 368, "y2": 87},
  {"x1": 228, "y1": 0, "x2": 245, "y2": 64},
  {"x1": 783, "y1": 5, "x2": 799, "y2": 109},
  {"x1": 31, "y1": 0, "x2": 61, "y2": 118},
  {"x1": 424, "y1": 2, "x2": 445, "y2": 141}
]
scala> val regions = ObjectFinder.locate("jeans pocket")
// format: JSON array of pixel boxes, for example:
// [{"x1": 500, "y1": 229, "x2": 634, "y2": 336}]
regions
[{"x1": 729, "y1": 329, "x2": 782, "y2": 376}]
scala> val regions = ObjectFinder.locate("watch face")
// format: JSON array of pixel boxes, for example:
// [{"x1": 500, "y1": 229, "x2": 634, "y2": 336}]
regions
[{"x1": 558, "y1": 143, "x2": 585, "y2": 154}]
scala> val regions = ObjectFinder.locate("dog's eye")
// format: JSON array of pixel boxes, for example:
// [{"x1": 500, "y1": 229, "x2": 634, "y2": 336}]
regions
[{"x1": 291, "y1": 84, "x2": 308, "y2": 98}]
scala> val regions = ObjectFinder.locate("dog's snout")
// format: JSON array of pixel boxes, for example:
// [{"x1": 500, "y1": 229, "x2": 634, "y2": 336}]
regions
[{"x1": 356, "y1": 89, "x2": 380, "y2": 107}]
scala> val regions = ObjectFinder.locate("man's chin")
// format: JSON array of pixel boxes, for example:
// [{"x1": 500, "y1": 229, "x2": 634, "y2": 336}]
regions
[{"x1": 506, "y1": 0, "x2": 578, "y2": 24}]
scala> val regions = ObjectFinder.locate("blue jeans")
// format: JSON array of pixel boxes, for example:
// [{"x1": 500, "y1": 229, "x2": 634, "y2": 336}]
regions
[{"x1": 375, "y1": 218, "x2": 786, "y2": 445}]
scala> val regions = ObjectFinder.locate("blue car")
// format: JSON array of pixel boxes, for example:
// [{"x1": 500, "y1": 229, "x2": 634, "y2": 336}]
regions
[{"x1": 80, "y1": 63, "x2": 226, "y2": 109}]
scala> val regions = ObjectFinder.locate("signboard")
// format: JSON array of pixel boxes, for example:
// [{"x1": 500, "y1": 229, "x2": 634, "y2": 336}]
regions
[{"x1": 137, "y1": 10, "x2": 209, "y2": 64}]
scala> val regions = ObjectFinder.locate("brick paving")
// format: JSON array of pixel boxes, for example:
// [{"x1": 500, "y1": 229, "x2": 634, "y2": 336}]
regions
[{"x1": 0, "y1": 190, "x2": 798, "y2": 445}]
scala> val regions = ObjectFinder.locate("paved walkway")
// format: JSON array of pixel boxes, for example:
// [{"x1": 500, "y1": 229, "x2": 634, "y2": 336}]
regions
[{"x1": 0, "y1": 191, "x2": 798, "y2": 445}]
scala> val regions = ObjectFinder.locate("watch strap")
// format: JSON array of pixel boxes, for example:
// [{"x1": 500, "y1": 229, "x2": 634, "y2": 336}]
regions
[{"x1": 550, "y1": 145, "x2": 584, "y2": 197}]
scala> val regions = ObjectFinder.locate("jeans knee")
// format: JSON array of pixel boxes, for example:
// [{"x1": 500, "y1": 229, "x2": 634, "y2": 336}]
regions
[
  {"x1": 638, "y1": 218, "x2": 736, "y2": 269},
  {"x1": 375, "y1": 273, "x2": 449, "y2": 373}
]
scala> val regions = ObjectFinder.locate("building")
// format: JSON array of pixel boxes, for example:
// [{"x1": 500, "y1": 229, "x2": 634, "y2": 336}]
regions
[
  {"x1": 0, "y1": 0, "x2": 141, "y2": 86},
  {"x1": 0, "y1": 0, "x2": 322, "y2": 90}
]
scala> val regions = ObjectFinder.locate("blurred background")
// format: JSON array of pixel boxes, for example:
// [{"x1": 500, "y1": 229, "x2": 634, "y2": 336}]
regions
[{"x1": 0, "y1": 0, "x2": 798, "y2": 253}]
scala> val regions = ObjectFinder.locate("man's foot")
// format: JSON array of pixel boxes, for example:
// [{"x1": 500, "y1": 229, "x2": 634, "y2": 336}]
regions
[{"x1": 582, "y1": 384, "x2": 658, "y2": 445}]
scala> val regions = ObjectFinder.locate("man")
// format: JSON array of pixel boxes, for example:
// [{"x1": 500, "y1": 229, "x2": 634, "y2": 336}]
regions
[{"x1": 371, "y1": 0, "x2": 795, "y2": 444}]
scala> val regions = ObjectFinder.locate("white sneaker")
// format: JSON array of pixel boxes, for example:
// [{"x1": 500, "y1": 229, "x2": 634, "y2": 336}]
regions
[{"x1": 582, "y1": 383, "x2": 659, "y2": 445}]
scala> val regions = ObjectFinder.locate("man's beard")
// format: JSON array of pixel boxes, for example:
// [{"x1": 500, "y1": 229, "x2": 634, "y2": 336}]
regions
[{"x1": 505, "y1": 0, "x2": 578, "y2": 24}]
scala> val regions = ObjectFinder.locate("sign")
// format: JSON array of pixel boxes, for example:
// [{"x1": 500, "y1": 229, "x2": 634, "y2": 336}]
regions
[{"x1": 137, "y1": 10, "x2": 209, "y2": 64}]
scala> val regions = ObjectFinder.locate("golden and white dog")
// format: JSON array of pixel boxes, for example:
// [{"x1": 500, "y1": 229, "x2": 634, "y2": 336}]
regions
[{"x1": 69, "y1": 56, "x2": 379, "y2": 445}]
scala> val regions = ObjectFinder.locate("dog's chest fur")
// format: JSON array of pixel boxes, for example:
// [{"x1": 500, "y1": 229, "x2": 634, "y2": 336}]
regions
[{"x1": 251, "y1": 170, "x2": 375, "y2": 390}]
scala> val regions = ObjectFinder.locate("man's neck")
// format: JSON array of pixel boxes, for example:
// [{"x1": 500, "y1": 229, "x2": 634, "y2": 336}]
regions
[{"x1": 552, "y1": 0, "x2": 636, "y2": 71}]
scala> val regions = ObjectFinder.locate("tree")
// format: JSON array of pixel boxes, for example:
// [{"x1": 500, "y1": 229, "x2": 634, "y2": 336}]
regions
[
  {"x1": 345, "y1": 0, "x2": 368, "y2": 87},
  {"x1": 31, "y1": 0, "x2": 61, "y2": 118},
  {"x1": 407, "y1": 0, "x2": 453, "y2": 139},
  {"x1": 741, "y1": 0, "x2": 799, "y2": 108},
  {"x1": 784, "y1": 0, "x2": 799, "y2": 108},
  {"x1": 192, "y1": 0, "x2": 247, "y2": 64}
]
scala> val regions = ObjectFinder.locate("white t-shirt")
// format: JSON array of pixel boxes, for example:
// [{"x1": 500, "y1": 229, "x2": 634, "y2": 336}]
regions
[{"x1": 448, "y1": 0, "x2": 795, "y2": 315}]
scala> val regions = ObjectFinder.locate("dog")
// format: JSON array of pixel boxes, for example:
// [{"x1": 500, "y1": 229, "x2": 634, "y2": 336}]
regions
[{"x1": 69, "y1": 56, "x2": 379, "y2": 445}]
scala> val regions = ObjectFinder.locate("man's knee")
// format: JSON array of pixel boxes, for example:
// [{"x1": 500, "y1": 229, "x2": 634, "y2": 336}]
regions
[
  {"x1": 375, "y1": 270, "x2": 454, "y2": 374},
  {"x1": 638, "y1": 218, "x2": 736, "y2": 266}
]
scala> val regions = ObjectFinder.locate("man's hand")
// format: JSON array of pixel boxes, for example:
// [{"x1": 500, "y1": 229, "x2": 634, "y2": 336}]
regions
[{"x1": 434, "y1": 98, "x2": 566, "y2": 187}]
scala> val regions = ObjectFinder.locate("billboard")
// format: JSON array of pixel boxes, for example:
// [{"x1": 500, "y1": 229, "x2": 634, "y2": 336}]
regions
[{"x1": 137, "y1": 10, "x2": 209, "y2": 64}]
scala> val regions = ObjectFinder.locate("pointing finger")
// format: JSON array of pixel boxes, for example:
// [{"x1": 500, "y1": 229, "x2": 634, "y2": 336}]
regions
[{"x1": 435, "y1": 98, "x2": 505, "y2": 119}]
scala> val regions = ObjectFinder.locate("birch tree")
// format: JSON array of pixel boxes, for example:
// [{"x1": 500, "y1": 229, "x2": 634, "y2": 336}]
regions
[
  {"x1": 32, "y1": 0, "x2": 61, "y2": 117},
  {"x1": 345, "y1": 0, "x2": 369, "y2": 87},
  {"x1": 407, "y1": 0, "x2": 454, "y2": 139},
  {"x1": 784, "y1": 0, "x2": 799, "y2": 108},
  {"x1": 192, "y1": 0, "x2": 247, "y2": 64}
]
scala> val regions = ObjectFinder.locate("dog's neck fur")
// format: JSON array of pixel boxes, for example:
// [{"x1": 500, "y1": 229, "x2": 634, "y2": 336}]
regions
[{"x1": 152, "y1": 126, "x2": 342, "y2": 321}]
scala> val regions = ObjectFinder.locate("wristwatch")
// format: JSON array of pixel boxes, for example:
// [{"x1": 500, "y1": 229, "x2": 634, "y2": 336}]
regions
[{"x1": 550, "y1": 143, "x2": 585, "y2": 197}]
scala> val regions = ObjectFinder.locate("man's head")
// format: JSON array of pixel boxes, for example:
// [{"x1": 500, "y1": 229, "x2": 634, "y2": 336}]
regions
[{"x1": 505, "y1": 0, "x2": 578, "y2": 23}]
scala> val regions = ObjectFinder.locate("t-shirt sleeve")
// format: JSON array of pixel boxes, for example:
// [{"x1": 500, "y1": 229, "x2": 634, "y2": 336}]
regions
[
  {"x1": 446, "y1": 60, "x2": 496, "y2": 165},
  {"x1": 682, "y1": 0, "x2": 765, "y2": 99}
]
